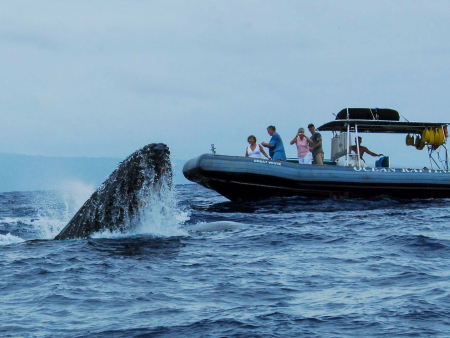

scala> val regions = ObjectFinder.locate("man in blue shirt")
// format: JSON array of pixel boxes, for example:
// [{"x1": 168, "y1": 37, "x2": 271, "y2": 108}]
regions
[{"x1": 261, "y1": 125, "x2": 287, "y2": 161}]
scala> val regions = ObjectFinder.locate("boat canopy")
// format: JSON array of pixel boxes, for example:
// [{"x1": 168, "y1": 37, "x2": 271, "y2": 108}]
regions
[
  {"x1": 318, "y1": 120, "x2": 449, "y2": 134},
  {"x1": 335, "y1": 108, "x2": 400, "y2": 121}
]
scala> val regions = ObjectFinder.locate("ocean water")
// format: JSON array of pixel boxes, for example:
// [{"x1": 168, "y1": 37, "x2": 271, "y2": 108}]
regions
[{"x1": 1, "y1": 184, "x2": 450, "y2": 337}]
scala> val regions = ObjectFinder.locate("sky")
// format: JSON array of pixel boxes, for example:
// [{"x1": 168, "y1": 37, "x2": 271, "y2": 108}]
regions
[{"x1": 1, "y1": 0, "x2": 450, "y2": 168}]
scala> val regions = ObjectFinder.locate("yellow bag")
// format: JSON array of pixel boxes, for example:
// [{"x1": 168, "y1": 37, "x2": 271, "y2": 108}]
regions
[
  {"x1": 415, "y1": 136, "x2": 421, "y2": 149},
  {"x1": 405, "y1": 134, "x2": 411, "y2": 146},
  {"x1": 422, "y1": 128, "x2": 430, "y2": 143},
  {"x1": 418, "y1": 138, "x2": 426, "y2": 150},
  {"x1": 429, "y1": 128, "x2": 435, "y2": 145},
  {"x1": 437, "y1": 127, "x2": 445, "y2": 145}
]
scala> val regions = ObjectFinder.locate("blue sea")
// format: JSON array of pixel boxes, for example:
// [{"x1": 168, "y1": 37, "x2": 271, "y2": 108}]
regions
[{"x1": 1, "y1": 184, "x2": 450, "y2": 337}]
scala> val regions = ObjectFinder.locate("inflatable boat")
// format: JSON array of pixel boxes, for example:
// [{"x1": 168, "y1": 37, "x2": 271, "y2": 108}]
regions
[{"x1": 183, "y1": 108, "x2": 450, "y2": 201}]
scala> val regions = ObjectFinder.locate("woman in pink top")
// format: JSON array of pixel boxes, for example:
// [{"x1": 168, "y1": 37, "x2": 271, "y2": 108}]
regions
[{"x1": 290, "y1": 127, "x2": 313, "y2": 164}]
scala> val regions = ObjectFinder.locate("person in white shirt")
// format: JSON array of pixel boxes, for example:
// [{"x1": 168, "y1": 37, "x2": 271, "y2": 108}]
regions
[{"x1": 245, "y1": 135, "x2": 271, "y2": 159}]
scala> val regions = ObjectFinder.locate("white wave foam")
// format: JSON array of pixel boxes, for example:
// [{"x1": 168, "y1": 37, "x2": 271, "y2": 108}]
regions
[
  {"x1": 30, "y1": 217, "x2": 67, "y2": 240},
  {"x1": 0, "y1": 215, "x2": 65, "y2": 240},
  {"x1": 0, "y1": 217, "x2": 25, "y2": 225},
  {"x1": 0, "y1": 233, "x2": 25, "y2": 246},
  {"x1": 176, "y1": 211, "x2": 190, "y2": 224}
]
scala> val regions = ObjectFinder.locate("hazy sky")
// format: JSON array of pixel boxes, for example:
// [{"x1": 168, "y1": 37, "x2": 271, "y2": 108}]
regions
[{"x1": 1, "y1": 1, "x2": 450, "y2": 167}]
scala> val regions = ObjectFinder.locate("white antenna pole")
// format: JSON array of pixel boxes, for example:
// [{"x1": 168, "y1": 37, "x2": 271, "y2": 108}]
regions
[
  {"x1": 355, "y1": 124, "x2": 361, "y2": 167},
  {"x1": 346, "y1": 123, "x2": 350, "y2": 166},
  {"x1": 444, "y1": 126, "x2": 449, "y2": 171},
  {"x1": 446, "y1": 141, "x2": 449, "y2": 171}
]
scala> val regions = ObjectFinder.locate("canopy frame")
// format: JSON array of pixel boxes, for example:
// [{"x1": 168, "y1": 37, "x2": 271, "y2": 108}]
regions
[
  {"x1": 318, "y1": 120, "x2": 449, "y2": 134},
  {"x1": 318, "y1": 119, "x2": 450, "y2": 170}
]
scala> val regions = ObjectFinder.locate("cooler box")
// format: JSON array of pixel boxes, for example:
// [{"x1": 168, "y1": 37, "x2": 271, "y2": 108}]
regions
[{"x1": 375, "y1": 156, "x2": 390, "y2": 168}]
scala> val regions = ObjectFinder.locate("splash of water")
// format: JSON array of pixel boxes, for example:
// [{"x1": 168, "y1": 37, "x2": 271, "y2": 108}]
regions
[
  {"x1": 0, "y1": 233, "x2": 25, "y2": 245},
  {"x1": 92, "y1": 172, "x2": 187, "y2": 238},
  {"x1": 24, "y1": 182, "x2": 96, "y2": 240},
  {"x1": 59, "y1": 181, "x2": 96, "y2": 216}
]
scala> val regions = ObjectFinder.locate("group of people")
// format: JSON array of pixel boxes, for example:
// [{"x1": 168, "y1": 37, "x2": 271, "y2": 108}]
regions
[
  {"x1": 245, "y1": 125, "x2": 383, "y2": 165},
  {"x1": 245, "y1": 124, "x2": 324, "y2": 165}
]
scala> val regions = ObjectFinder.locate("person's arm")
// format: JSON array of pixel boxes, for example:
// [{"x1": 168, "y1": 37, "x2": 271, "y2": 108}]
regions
[
  {"x1": 261, "y1": 141, "x2": 274, "y2": 148},
  {"x1": 310, "y1": 140, "x2": 322, "y2": 152},
  {"x1": 290, "y1": 135, "x2": 298, "y2": 145},
  {"x1": 259, "y1": 145, "x2": 271, "y2": 159},
  {"x1": 304, "y1": 135, "x2": 313, "y2": 144},
  {"x1": 265, "y1": 134, "x2": 279, "y2": 149},
  {"x1": 365, "y1": 148, "x2": 383, "y2": 157},
  {"x1": 245, "y1": 148, "x2": 249, "y2": 157}
]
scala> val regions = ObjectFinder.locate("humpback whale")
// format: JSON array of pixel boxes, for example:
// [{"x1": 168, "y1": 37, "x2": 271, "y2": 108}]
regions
[{"x1": 55, "y1": 143, "x2": 172, "y2": 240}]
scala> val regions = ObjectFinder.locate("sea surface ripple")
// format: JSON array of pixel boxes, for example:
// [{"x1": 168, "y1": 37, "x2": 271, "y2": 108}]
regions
[{"x1": 1, "y1": 185, "x2": 450, "y2": 337}]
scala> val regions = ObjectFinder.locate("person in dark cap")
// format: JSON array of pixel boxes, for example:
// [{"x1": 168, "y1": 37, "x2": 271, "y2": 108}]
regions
[{"x1": 308, "y1": 123, "x2": 324, "y2": 165}]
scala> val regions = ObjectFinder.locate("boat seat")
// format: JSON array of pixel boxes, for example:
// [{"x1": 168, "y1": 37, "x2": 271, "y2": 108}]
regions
[{"x1": 336, "y1": 154, "x2": 364, "y2": 167}]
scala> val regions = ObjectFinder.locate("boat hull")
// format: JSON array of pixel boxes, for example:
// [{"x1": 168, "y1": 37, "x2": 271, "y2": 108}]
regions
[{"x1": 183, "y1": 154, "x2": 450, "y2": 201}]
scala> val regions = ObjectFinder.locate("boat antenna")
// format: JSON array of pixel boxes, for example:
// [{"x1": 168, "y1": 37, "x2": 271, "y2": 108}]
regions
[
  {"x1": 337, "y1": 27, "x2": 352, "y2": 166},
  {"x1": 337, "y1": 26, "x2": 350, "y2": 119},
  {"x1": 399, "y1": 112, "x2": 410, "y2": 122}
]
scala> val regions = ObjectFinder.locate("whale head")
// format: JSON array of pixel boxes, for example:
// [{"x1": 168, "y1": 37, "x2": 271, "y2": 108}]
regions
[{"x1": 55, "y1": 143, "x2": 172, "y2": 240}]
